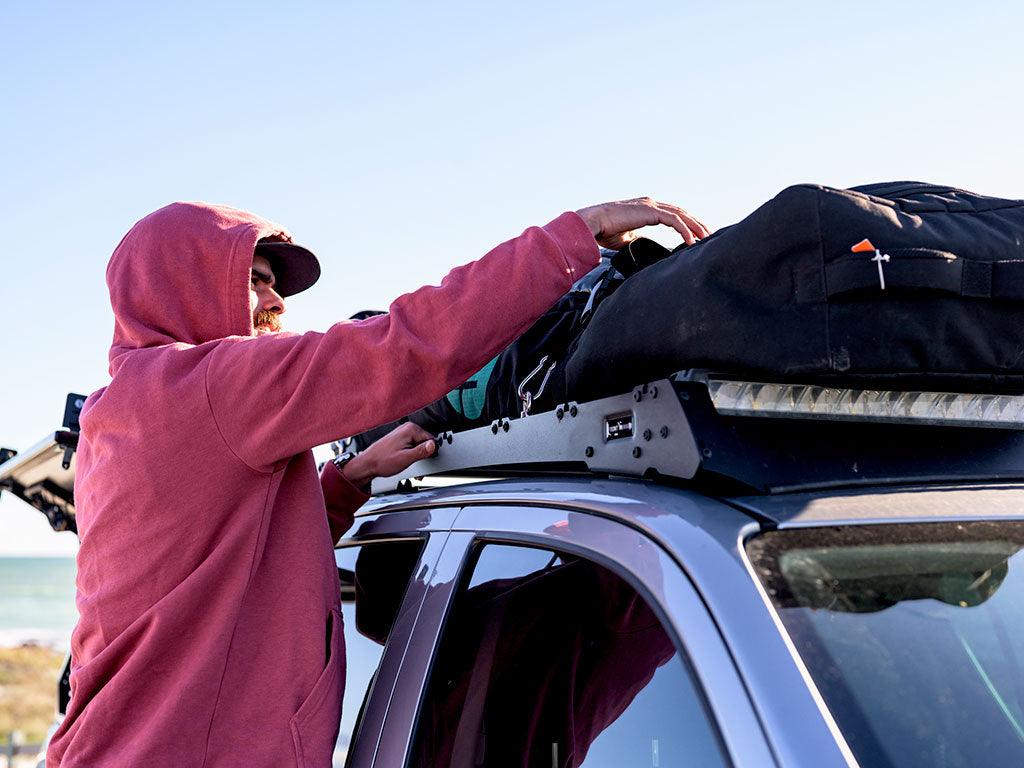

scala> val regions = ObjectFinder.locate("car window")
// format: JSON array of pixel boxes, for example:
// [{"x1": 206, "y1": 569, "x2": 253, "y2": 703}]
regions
[
  {"x1": 335, "y1": 538, "x2": 424, "y2": 768},
  {"x1": 409, "y1": 542, "x2": 728, "y2": 768},
  {"x1": 748, "y1": 522, "x2": 1024, "y2": 768}
]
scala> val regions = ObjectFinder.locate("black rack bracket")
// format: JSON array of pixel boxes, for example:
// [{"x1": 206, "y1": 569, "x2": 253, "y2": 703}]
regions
[{"x1": 372, "y1": 379, "x2": 700, "y2": 494}]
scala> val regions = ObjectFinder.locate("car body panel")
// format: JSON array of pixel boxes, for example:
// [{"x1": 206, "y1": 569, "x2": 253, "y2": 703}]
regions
[
  {"x1": 352, "y1": 480, "x2": 859, "y2": 767},
  {"x1": 364, "y1": 474, "x2": 1024, "y2": 767}
]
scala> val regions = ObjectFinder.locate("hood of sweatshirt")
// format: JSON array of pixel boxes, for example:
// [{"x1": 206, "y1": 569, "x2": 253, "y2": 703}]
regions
[{"x1": 106, "y1": 201, "x2": 293, "y2": 376}]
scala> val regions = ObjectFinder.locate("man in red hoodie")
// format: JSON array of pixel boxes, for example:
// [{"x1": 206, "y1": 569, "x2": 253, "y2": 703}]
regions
[{"x1": 48, "y1": 198, "x2": 705, "y2": 767}]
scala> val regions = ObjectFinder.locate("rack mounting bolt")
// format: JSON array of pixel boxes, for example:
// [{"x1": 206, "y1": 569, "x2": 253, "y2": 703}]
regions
[
  {"x1": 660, "y1": 426, "x2": 670, "y2": 439},
  {"x1": 569, "y1": 405, "x2": 578, "y2": 418},
  {"x1": 556, "y1": 407, "x2": 564, "y2": 420},
  {"x1": 491, "y1": 423, "x2": 499, "y2": 434},
  {"x1": 502, "y1": 420, "x2": 510, "y2": 432},
  {"x1": 651, "y1": 386, "x2": 658, "y2": 399},
  {"x1": 585, "y1": 446, "x2": 594, "y2": 458},
  {"x1": 642, "y1": 429, "x2": 652, "y2": 441},
  {"x1": 632, "y1": 446, "x2": 642, "y2": 458}
]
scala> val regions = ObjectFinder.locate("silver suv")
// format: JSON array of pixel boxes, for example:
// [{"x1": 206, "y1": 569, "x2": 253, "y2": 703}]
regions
[{"x1": 6, "y1": 376, "x2": 1024, "y2": 767}]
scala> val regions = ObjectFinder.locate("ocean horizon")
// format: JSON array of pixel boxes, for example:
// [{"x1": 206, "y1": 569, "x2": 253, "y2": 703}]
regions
[{"x1": 0, "y1": 556, "x2": 77, "y2": 649}]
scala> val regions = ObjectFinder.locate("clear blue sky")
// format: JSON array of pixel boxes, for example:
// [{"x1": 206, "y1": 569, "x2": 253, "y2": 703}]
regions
[{"x1": 2, "y1": 1, "x2": 1022, "y2": 554}]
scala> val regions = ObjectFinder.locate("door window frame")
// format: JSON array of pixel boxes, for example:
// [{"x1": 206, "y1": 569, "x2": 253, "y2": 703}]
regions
[
  {"x1": 366, "y1": 503, "x2": 776, "y2": 768},
  {"x1": 335, "y1": 507, "x2": 461, "y2": 767}
]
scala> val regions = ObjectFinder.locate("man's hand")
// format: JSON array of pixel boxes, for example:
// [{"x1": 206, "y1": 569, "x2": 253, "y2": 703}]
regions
[
  {"x1": 576, "y1": 197, "x2": 710, "y2": 249},
  {"x1": 341, "y1": 422, "x2": 437, "y2": 490}
]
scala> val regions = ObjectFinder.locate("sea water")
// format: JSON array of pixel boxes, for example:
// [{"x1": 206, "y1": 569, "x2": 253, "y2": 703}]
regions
[{"x1": 0, "y1": 557, "x2": 77, "y2": 648}]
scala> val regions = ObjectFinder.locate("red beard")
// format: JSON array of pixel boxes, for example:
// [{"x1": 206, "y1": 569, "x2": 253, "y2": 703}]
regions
[{"x1": 253, "y1": 310, "x2": 282, "y2": 334}]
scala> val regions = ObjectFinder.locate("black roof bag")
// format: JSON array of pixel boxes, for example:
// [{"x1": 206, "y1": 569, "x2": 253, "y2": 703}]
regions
[{"x1": 565, "y1": 181, "x2": 1024, "y2": 401}]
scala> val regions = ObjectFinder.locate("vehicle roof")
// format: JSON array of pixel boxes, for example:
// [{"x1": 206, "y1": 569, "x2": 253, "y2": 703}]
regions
[
  {"x1": 729, "y1": 482, "x2": 1024, "y2": 527},
  {"x1": 363, "y1": 475, "x2": 1024, "y2": 530},
  {"x1": 362, "y1": 475, "x2": 728, "y2": 520}
]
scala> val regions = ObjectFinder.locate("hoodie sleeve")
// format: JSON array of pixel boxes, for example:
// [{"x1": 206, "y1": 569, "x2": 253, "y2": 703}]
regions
[
  {"x1": 320, "y1": 461, "x2": 369, "y2": 543},
  {"x1": 205, "y1": 212, "x2": 599, "y2": 473}
]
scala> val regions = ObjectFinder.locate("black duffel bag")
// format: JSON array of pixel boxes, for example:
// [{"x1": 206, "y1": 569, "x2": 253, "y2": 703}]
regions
[{"x1": 565, "y1": 181, "x2": 1024, "y2": 401}]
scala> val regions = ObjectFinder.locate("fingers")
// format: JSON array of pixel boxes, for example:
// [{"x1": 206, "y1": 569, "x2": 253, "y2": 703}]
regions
[
  {"x1": 395, "y1": 438, "x2": 434, "y2": 474},
  {"x1": 656, "y1": 202, "x2": 710, "y2": 239},
  {"x1": 415, "y1": 439, "x2": 436, "y2": 459},
  {"x1": 582, "y1": 198, "x2": 709, "y2": 249},
  {"x1": 393, "y1": 425, "x2": 437, "y2": 458},
  {"x1": 621, "y1": 203, "x2": 696, "y2": 246},
  {"x1": 651, "y1": 207, "x2": 697, "y2": 246},
  {"x1": 644, "y1": 200, "x2": 710, "y2": 244},
  {"x1": 393, "y1": 421, "x2": 435, "y2": 446}
]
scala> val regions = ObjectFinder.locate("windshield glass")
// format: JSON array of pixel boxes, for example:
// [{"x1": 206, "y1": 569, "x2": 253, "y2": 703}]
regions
[{"x1": 747, "y1": 521, "x2": 1024, "y2": 768}]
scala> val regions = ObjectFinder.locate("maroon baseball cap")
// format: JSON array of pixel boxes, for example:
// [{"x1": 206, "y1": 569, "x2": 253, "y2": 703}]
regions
[{"x1": 254, "y1": 240, "x2": 321, "y2": 297}]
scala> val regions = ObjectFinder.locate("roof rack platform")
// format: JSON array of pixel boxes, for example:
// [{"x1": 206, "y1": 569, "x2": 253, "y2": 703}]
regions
[
  {"x1": 374, "y1": 376, "x2": 1024, "y2": 495},
  {"x1": 373, "y1": 379, "x2": 699, "y2": 494}
]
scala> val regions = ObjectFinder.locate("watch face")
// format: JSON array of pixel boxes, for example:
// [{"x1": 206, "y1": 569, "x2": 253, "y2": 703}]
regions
[{"x1": 334, "y1": 451, "x2": 357, "y2": 468}]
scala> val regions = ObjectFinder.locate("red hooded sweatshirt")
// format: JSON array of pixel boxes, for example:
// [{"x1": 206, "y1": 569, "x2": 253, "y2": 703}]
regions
[{"x1": 47, "y1": 202, "x2": 599, "y2": 767}]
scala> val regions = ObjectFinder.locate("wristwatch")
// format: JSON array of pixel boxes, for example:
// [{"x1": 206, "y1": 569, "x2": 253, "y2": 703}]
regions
[{"x1": 332, "y1": 451, "x2": 358, "y2": 472}]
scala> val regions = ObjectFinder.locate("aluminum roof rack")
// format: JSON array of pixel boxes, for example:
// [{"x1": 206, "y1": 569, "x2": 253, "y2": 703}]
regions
[
  {"x1": 373, "y1": 379, "x2": 700, "y2": 494},
  {"x1": 374, "y1": 375, "x2": 1024, "y2": 495}
]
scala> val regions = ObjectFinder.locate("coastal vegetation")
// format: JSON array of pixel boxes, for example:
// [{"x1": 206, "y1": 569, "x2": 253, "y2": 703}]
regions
[{"x1": 0, "y1": 643, "x2": 63, "y2": 746}]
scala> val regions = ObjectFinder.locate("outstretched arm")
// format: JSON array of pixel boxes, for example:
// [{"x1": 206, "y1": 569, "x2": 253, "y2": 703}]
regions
[{"x1": 206, "y1": 200, "x2": 706, "y2": 473}]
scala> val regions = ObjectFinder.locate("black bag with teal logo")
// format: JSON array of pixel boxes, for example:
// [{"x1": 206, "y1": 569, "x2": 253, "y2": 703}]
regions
[{"x1": 565, "y1": 181, "x2": 1024, "y2": 401}]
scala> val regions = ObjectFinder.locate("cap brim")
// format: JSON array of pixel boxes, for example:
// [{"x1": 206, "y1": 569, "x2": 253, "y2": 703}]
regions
[{"x1": 254, "y1": 241, "x2": 321, "y2": 297}]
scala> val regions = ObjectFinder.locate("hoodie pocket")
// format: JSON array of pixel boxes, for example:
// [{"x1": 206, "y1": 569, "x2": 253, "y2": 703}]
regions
[{"x1": 290, "y1": 607, "x2": 345, "y2": 768}]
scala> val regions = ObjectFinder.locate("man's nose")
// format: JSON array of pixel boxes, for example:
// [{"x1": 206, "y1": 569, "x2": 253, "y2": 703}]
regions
[{"x1": 261, "y1": 288, "x2": 286, "y2": 315}]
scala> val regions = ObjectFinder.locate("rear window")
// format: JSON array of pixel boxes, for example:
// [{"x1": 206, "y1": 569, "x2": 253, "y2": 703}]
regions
[{"x1": 747, "y1": 522, "x2": 1024, "y2": 768}]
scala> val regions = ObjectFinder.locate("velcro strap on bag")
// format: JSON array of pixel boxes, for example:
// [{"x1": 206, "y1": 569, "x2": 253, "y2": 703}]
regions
[{"x1": 801, "y1": 248, "x2": 1024, "y2": 301}]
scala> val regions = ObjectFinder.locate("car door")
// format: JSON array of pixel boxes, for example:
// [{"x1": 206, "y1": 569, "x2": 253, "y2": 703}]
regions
[
  {"x1": 365, "y1": 503, "x2": 776, "y2": 768},
  {"x1": 333, "y1": 506, "x2": 462, "y2": 768}
]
